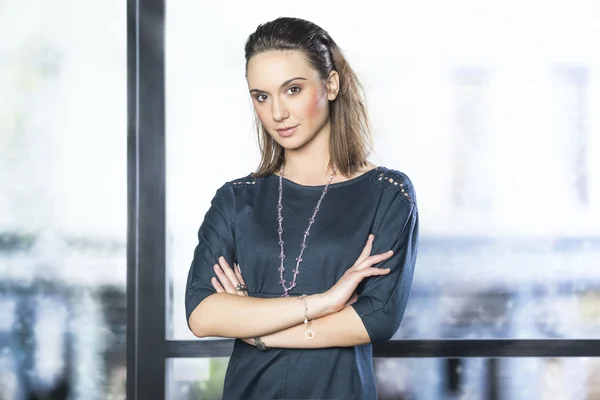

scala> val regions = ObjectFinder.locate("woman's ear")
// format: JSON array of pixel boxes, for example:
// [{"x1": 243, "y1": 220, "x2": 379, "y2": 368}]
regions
[{"x1": 326, "y1": 70, "x2": 340, "y2": 101}]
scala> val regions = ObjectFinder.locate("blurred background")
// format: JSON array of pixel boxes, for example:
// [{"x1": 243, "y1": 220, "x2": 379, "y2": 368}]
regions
[{"x1": 1, "y1": 0, "x2": 600, "y2": 399}]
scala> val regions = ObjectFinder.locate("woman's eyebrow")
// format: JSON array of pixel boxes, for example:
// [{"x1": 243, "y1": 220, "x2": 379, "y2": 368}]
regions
[{"x1": 249, "y1": 77, "x2": 307, "y2": 94}]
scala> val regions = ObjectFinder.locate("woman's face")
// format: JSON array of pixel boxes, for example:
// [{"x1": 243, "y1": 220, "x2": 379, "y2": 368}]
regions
[{"x1": 246, "y1": 51, "x2": 339, "y2": 150}]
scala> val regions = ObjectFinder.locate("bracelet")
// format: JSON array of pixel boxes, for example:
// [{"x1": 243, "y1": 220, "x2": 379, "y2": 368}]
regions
[
  {"x1": 298, "y1": 294, "x2": 315, "y2": 340},
  {"x1": 254, "y1": 336, "x2": 270, "y2": 351}
]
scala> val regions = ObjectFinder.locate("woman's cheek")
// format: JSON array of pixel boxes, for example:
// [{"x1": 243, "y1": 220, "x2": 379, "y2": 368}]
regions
[
  {"x1": 297, "y1": 91, "x2": 328, "y2": 119},
  {"x1": 255, "y1": 108, "x2": 270, "y2": 128}
]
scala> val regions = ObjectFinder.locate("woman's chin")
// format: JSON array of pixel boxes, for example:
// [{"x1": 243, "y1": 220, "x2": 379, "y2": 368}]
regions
[{"x1": 275, "y1": 136, "x2": 307, "y2": 151}]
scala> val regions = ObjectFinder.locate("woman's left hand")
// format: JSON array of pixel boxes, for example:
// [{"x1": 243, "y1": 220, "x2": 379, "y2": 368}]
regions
[
  {"x1": 211, "y1": 257, "x2": 248, "y2": 297},
  {"x1": 211, "y1": 257, "x2": 255, "y2": 346}
]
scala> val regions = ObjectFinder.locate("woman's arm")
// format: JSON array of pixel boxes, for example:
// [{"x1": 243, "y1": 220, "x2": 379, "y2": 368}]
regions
[
  {"x1": 189, "y1": 284, "x2": 332, "y2": 339},
  {"x1": 248, "y1": 303, "x2": 370, "y2": 349},
  {"x1": 194, "y1": 232, "x2": 393, "y2": 339}
]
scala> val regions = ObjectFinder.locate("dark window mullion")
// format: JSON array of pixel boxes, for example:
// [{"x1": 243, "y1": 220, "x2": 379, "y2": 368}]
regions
[{"x1": 127, "y1": 0, "x2": 166, "y2": 398}]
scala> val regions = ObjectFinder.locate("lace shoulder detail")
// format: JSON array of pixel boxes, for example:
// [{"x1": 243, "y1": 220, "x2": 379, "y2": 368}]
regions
[
  {"x1": 230, "y1": 173, "x2": 259, "y2": 187},
  {"x1": 217, "y1": 172, "x2": 261, "y2": 194},
  {"x1": 371, "y1": 167, "x2": 416, "y2": 204}
]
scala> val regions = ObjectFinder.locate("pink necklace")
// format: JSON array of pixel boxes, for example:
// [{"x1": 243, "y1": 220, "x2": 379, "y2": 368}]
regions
[{"x1": 277, "y1": 164, "x2": 337, "y2": 297}]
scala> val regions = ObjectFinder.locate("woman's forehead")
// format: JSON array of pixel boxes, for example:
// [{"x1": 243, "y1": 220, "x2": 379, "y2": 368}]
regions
[{"x1": 247, "y1": 51, "x2": 318, "y2": 88}]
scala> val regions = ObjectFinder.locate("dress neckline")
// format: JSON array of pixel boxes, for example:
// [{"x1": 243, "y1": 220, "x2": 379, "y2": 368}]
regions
[{"x1": 272, "y1": 166, "x2": 381, "y2": 190}]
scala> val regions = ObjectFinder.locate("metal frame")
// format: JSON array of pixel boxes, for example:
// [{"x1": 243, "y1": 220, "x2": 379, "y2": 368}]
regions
[
  {"x1": 165, "y1": 339, "x2": 600, "y2": 359},
  {"x1": 127, "y1": 0, "x2": 166, "y2": 398},
  {"x1": 126, "y1": 0, "x2": 600, "y2": 396}
]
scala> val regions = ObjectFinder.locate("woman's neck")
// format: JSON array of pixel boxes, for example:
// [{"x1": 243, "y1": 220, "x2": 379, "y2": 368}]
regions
[
  {"x1": 280, "y1": 122, "x2": 333, "y2": 184},
  {"x1": 279, "y1": 153, "x2": 376, "y2": 186},
  {"x1": 276, "y1": 121, "x2": 376, "y2": 185},
  {"x1": 281, "y1": 153, "x2": 332, "y2": 179}
]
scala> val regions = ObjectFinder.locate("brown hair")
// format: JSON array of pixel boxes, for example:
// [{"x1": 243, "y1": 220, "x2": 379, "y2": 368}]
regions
[{"x1": 244, "y1": 17, "x2": 372, "y2": 178}]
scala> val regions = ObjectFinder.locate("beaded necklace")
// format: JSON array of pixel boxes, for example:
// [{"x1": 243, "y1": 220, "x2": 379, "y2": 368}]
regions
[{"x1": 276, "y1": 164, "x2": 337, "y2": 297}]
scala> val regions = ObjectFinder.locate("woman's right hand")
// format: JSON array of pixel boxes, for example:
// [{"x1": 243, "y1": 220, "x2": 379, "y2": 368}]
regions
[{"x1": 323, "y1": 234, "x2": 393, "y2": 314}]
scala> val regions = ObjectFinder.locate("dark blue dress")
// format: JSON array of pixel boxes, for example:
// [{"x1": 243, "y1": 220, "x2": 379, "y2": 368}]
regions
[{"x1": 185, "y1": 166, "x2": 419, "y2": 400}]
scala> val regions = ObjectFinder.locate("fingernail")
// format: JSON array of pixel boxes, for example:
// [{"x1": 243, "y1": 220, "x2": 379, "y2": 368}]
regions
[
  {"x1": 219, "y1": 256, "x2": 224, "y2": 262},
  {"x1": 388, "y1": 250, "x2": 394, "y2": 254}
]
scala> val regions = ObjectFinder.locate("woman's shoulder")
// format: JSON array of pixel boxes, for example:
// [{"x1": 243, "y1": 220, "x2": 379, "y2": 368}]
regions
[
  {"x1": 216, "y1": 172, "x2": 264, "y2": 195},
  {"x1": 371, "y1": 166, "x2": 416, "y2": 205}
]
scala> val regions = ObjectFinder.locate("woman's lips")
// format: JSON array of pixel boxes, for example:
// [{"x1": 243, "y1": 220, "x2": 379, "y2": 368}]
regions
[{"x1": 276, "y1": 125, "x2": 298, "y2": 137}]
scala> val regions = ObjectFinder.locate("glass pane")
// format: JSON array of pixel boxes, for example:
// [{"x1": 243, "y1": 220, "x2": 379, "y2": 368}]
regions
[
  {"x1": 167, "y1": 358, "x2": 229, "y2": 400},
  {"x1": 167, "y1": 357, "x2": 600, "y2": 400},
  {"x1": 0, "y1": 1, "x2": 127, "y2": 398},
  {"x1": 166, "y1": 1, "x2": 600, "y2": 340}
]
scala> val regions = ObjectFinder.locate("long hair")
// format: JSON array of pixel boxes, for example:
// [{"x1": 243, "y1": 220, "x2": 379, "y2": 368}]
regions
[{"x1": 244, "y1": 17, "x2": 372, "y2": 178}]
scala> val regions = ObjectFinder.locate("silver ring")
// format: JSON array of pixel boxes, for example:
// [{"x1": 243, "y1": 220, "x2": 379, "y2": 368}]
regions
[{"x1": 235, "y1": 283, "x2": 247, "y2": 292}]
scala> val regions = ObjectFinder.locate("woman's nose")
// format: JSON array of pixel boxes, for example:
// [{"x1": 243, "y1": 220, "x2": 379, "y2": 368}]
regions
[{"x1": 271, "y1": 99, "x2": 289, "y2": 122}]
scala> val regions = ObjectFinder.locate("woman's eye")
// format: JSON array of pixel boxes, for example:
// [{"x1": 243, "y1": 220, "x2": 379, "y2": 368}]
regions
[
  {"x1": 287, "y1": 86, "x2": 301, "y2": 95},
  {"x1": 255, "y1": 94, "x2": 268, "y2": 103}
]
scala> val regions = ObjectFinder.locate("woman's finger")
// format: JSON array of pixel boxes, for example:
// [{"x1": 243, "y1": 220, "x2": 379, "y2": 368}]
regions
[
  {"x1": 233, "y1": 263, "x2": 248, "y2": 296},
  {"x1": 213, "y1": 264, "x2": 237, "y2": 293},
  {"x1": 361, "y1": 267, "x2": 391, "y2": 277},
  {"x1": 234, "y1": 263, "x2": 247, "y2": 286},
  {"x1": 211, "y1": 277, "x2": 226, "y2": 293},
  {"x1": 356, "y1": 250, "x2": 394, "y2": 270},
  {"x1": 218, "y1": 257, "x2": 241, "y2": 288},
  {"x1": 355, "y1": 234, "x2": 374, "y2": 267}
]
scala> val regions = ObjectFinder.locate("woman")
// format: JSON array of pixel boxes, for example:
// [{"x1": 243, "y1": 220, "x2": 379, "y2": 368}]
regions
[{"x1": 185, "y1": 16, "x2": 419, "y2": 400}]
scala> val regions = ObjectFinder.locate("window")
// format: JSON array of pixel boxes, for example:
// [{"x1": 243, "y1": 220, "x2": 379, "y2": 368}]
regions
[
  {"x1": 0, "y1": 1, "x2": 126, "y2": 398},
  {"x1": 552, "y1": 66, "x2": 589, "y2": 206},
  {"x1": 451, "y1": 68, "x2": 493, "y2": 210}
]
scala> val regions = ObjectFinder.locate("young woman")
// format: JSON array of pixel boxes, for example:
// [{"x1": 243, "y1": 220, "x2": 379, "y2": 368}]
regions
[{"x1": 185, "y1": 17, "x2": 419, "y2": 400}]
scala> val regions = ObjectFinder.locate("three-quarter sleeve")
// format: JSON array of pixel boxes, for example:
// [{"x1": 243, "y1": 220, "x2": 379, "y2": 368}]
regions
[
  {"x1": 351, "y1": 178, "x2": 419, "y2": 343},
  {"x1": 185, "y1": 183, "x2": 236, "y2": 328}
]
